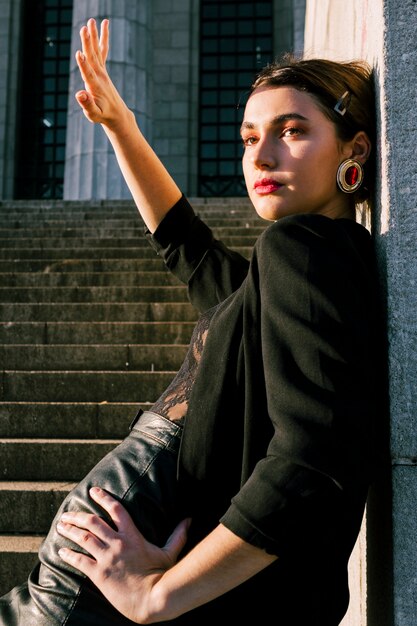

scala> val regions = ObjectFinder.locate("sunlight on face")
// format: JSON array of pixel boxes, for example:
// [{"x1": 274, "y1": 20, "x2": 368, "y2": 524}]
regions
[{"x1": 241, "y1": 86, "x2": 354, "y2": 221}]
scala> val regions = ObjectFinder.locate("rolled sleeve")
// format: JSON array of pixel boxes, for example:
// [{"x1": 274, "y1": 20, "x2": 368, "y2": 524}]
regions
[{"x1": 145, "y1": 195, "x2": 250, "y2": 311}]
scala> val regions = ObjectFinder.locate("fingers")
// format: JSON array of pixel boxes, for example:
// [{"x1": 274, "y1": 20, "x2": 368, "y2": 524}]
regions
[
  {"x1": 79, "y1": 18, "x2": 107, "y2": 67},
  {"x1": 89, "y1": 487, "x2": 136, "y2": 531},
  {"x1": 75, "y1": 49, "x2": 93, "y2": 86},
  {"x1": 57, "y1": 516, "x2": 106, "y2": 578},
  {"x1": 58, "y1": 545, "x2": 97, "y2": 578},
  {"x1": 79, "y1": 23, "x2": 96, "y2": 68},
  {"x1": 75, "y1": 19, "x2": 110, "y2": 122},
  {"x1": 99, "y1": 19, "x2": 109, "y2": 63},
  {"x1": 75, "y1": 89, "x2": 88, "y2": 104},
  {"x1": 57, "y1": 511, "x2": 111, "y2": 549},
  {"x1": 163, "y1": 518, "x2": 192, "y2": 562},
  {"x1": 74, "y1": 47, "x2": 103, "y2": 121},
  {"x1": 88, "y1": 17, "x2": 100, "y2": 54},
  {"x1": 74, "y1": 86, "x2": 102, "y2": 122}
]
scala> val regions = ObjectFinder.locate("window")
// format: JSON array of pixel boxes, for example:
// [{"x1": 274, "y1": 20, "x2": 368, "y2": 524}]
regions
[
  {"x1": 199, "y1": 0, "x2": 273, "y2": 196},
  {"x1": 15, "y1": 0, "x2": 73, "y2": 199}
]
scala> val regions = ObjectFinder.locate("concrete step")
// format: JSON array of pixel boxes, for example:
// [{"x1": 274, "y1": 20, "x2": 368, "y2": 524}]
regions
[
  {"x1": 0, "y1": 321, "x2": 195, "y2": 344},
  {"x1": 0, "y1": 199, "x2": 138, "y2": 211},
  {"x1": 0, "y1": 235, "x2": 257, "y2": 249},
  {"x1": 0, "y1": 285, "x2": 189, "y2": 303},
  {"x1": 0, "y1": 196, "x2": 257, "y2": 594},
  {"x1": 0, "y1": 246, "x2": 253, "y2": 260},
  {"x1": 0, "y1": 271, "x2": 183, "y2": 287},
  {"x1": 0, "y1": 227, "x2": 149, "y2": 238},
  {"x1": 0, "y1": 216, "x2": 264, "y2": 229},
  {"x1": 0, "y1": 482, "x2": 75, "y2": 533},
  {"x1": 0, "y1": 237, "x2": 150, "y2": 248},
  {"x1": 0, "y1": 535, "x2": 43, "y2": 597},
  {"x1": 0, "y1": 302, "x2": 197, "y2": 322},
  {"x1": 1, "y1": 370, "x2": 176, "y2": 402},
  {"x1": 0, "y1": 344, "x2": 188, "y2": 371},
  {"x1": 0, "y1": 402, "x2": 150, "y2": 438},
  {"x1": 0, "y1": 201, "x2": 254, "y2": 213},
  {"x1": 0, "y1": 258, "x2": 166, "y2": 272},
  {"x1": 1, "y1": 439, "x2": 121, "y2": 480},
  {"x1": 0, "y1": 198, "x2": 253, "y2": 213},
  {"x1": 0, "y1": 246, "x2": 160, "y2": 260},
  {"x1": 0, "y1": 226, "x2": 263, "y2": 238},
  {"x1": 0, "y1": 217, "x2": 142, "y2": 228}
]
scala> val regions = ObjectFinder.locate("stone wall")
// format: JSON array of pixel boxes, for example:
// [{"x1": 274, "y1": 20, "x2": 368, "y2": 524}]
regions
[
  {"x1": 150, "y1": 0, "x2": 200, "y2": 195},
  {"x1": 304, "y1": 1, "x2": 417, "y2": 625}
]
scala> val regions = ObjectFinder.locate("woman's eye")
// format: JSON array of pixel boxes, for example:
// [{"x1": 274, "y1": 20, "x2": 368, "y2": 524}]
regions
[
  {"x1": 242, "y1": 136, "x2": 258, "y2": 146},
  {"x1": 282, "y1": 127, "x2": 302, "y2": 137}
]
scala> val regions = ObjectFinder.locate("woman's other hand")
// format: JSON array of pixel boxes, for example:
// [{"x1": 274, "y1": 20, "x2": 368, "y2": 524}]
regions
[
  {"x1": 75, "y1": 18, "x2": 131, "y2": 130},
  {"x1": 57, "y1": 487, "x2": 190, "y2": 624}
]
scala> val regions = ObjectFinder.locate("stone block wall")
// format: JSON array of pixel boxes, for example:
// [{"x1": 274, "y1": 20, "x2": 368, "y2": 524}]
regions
[
  {"x1": 305, "y1": 1, "x2": 417, "y2": 625},
  {"x1": 150, "y1": 0, "x2": 200, "y2": 195}
]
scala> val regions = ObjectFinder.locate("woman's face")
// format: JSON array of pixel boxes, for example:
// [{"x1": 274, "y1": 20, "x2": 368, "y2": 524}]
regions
[{"x1": 241, "y1": 85, "x2": 355, "y2": 221}]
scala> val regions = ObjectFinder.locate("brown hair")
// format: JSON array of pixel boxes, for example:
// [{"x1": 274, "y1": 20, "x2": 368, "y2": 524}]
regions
[{"x1": 250, "y1": 56, "x2": 376, "y2": 206}]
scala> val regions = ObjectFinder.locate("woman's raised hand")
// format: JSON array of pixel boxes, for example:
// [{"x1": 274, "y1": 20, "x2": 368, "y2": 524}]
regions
[
  {"x1": 57, "y1": 487, "x2": 190, "y2": 623},
  {"x1": 75, "y1": 19, "x2": 130, "y2": 129},
  {"x1": 74, "y1": 17, "x2": 182, "y2": 232}
]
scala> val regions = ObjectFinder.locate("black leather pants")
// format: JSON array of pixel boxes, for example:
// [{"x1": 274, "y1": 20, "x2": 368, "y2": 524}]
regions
[{"x1": 0, "y1": 411, "x2": 184, "y2": 625}]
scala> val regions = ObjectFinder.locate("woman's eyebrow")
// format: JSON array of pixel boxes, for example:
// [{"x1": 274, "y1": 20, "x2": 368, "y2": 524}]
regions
[{"x1": 240, "y1": 112, "x2": 309, "y2": 133}]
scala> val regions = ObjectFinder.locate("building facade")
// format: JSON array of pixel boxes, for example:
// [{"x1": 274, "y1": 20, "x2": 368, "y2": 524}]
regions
[{"x1": 0, "y1": 0, "x2": 306, "y2": 200}]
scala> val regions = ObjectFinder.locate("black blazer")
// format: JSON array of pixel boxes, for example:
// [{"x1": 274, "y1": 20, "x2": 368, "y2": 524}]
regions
[{"x1": 146, "y1": 195, "x2": 382, "y2": 624}]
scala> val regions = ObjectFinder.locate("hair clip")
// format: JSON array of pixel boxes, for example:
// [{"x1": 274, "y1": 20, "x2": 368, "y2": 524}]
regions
[{"x1": 334, "y1": 90, "x2": 351, "y2": 116}]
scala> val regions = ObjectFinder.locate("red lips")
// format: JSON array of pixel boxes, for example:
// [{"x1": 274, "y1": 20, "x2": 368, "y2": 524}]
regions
[{"x1": 254, "y1": 179, "x2": 282, "y2": 194}]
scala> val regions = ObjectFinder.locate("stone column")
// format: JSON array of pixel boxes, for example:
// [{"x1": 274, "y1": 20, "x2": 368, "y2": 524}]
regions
[
  {"x1": 149, "y1": 0, "x2": 199, "y2": 196},
  {"x1": 0, "y1": 0, "x2": 22, "y2": 199},
  {"x1": 274, "y1": 0, "x2": 306, "y2": 58},
  {"x1": 304, "y1": 1, "x2": 417, "y2": 625},
  {"x1": 64, "y1": 0, "x2": 152, "y2": 199},
  {"x1": 377, "y1": 2, "x2": 417, "y2": 624}
]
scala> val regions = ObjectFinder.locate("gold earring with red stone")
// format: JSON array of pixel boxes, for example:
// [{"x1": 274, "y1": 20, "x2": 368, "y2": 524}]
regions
[{"x1": 336, "y1": 159, "x2": 364, "y2": 194}]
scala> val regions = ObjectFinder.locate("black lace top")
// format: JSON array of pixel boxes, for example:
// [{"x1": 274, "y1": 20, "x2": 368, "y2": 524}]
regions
[{"x1": 150, "y1": 305, "x2": 218, "y2": 424}]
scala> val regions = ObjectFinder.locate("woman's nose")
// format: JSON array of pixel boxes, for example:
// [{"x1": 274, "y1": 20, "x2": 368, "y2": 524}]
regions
[{"x1": 251, "y1": 136, "x2": 277, "y2": 169}]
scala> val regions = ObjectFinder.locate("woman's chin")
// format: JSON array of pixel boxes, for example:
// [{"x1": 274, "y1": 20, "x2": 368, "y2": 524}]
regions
[{"x1": 251, "y1": 197, "x2": 288, "y2": 222}]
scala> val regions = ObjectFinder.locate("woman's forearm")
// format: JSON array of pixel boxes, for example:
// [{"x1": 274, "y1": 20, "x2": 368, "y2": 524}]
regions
[
  {"x1": 145, "y1": 524, "x2": 277, "y2": 623},
  {"x1": 101, "y1": 109, "x2": 182, "y2": 232},
  {"x1": 57, "y1": 489, "x2": 277, "y2": 623}
]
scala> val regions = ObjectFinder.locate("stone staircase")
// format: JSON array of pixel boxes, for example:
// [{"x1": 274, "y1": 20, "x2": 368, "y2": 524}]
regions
[{"x1": 0, "y1": 197, "x2": 265, "y2": 596}]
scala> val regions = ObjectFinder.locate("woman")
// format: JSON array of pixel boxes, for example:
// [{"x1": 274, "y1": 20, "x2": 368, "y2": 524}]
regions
[{"x1": 0, "y1": 18, "x2": 381, "y2": 626}]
